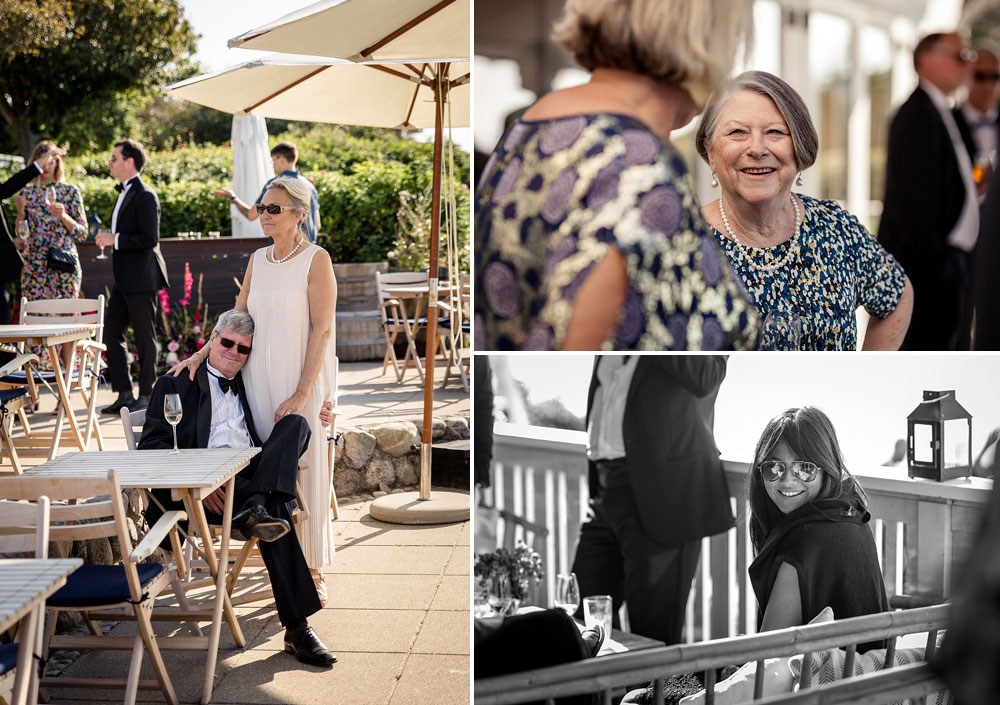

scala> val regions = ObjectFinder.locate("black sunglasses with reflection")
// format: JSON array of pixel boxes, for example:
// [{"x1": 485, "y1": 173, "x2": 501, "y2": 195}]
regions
[{"x1": 217, "y1": 335, "x2": 252, "y2": 355}]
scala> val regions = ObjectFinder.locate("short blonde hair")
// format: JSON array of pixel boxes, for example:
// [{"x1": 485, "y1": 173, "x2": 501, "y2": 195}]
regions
[
  {"x1": 265, "y1": 176, "x2": 310, "y2": 237},
  {"x1": 551, "y1": 0, "x2": 753, "y2": 91},
  {"x1": 28, "y1": 140, "x2": 64, "y2": 185}
]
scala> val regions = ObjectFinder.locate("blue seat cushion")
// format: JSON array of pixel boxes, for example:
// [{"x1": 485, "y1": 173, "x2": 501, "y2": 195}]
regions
[
  {"x1": 48, "y1": 563, "x2": 163, "y2": 608},
  {"x1": 0, "y1": 642, "x2": 17, "y2": 676},
  {"x1": 1, "y1": 369, "x2": 92, "y2": 384},
  {"x1": 0, "y1": 388, "x2": 28, "y2": 403}
]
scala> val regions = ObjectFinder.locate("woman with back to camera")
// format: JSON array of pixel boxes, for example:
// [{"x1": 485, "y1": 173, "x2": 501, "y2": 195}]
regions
[
  {"x1": 696, "y1": 71, "x2": 913, "y2": 350},
  {"x1": 171, "y1": 176, "x2": 338, "y2": 605},
  {"x1": 748, "y1": 406, "x2": 888, "y2": 647},
  {"x1": 474, "y1": 0, "x2": 761, "y2": 351}
]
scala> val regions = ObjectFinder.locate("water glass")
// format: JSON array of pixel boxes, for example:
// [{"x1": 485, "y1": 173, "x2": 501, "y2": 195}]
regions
[
  {"x1": 583, "y1": 595, "x2": 613, "y2": 635},
  {"x1": 487, "y1": 573, "x2": 514, "y2": 617},
  {"x1": 209, "y1": 231, "x2": 221, "y2": 239},
  {"x1": 760, "y1": 310, "x2": 803, "y2": 351},
  {"x1": 164, "y1": 393, "x2": 183, "y2": 454},
  {"x1": 554, "y1": 573, "x2": 580, "y2": 616},
  {"x1": 192, "y1": 231, "x2": 202, "y2": 239}
]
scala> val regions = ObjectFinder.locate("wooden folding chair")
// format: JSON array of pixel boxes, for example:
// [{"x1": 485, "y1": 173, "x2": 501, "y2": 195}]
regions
[
  {"x1": 0, "y1": 386, "x2": 30, "y2": 474},
  {"x1": 0, "y1": 471, "x2": 190, "y2": 705},
  {"x1": 0, "y1": 497, "x2": 51, "y2": 705},
  {"x1": 374, "y1": 271, "x2": 449, "y2": 383},
  {"x1": 440, "y1": 273, "x2": 470, "y2": 391},
  {"x1": 0, "y1": 297, "x2": 107, "y2": 452}
]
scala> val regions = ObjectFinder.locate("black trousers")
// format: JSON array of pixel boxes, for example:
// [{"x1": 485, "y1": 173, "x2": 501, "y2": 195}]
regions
[
  {"x1": 571, "y1": 483, "x2": 701, "y2": 646},
  {"x1": 147, "y1": 415, "x2": 320, "y2": 626},
  {"x1": 104, "y1": 287, "x2": 158, "y2": 396}
]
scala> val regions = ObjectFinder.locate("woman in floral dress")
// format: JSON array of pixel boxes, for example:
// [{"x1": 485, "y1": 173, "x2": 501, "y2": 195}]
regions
[{"x1": 13, "y1": 140, "x2": 89, "y2": 373}]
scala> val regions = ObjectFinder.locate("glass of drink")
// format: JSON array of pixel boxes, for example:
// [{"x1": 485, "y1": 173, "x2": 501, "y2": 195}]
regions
[
  {"x1": 45, "y1": 186, "x2": 56, "y2": 204},
  {"x1": 760, "y1": 310, "x2": 803, "y2": 351},
  {"x1": 15, "y1": 220, "x2": 28, "y2": 248},
  {"x1": 192, "y1": 231, "x2": 202, "y2": 239},
  {"x1": 583, "y1": 595, "x2": 613, "y2": 635},
  {"x1": 209, "y1": 231, "x2": 221, "y2": 239},
  {"x1": 487, "y1": 573, "x2": 514, "y2": 617},
  {"x1": 164, "y1": 393, "x2": 183, "y2": 454},
  {"x1": 554, "y1": 573, "x2": 580, "y2": 616}
]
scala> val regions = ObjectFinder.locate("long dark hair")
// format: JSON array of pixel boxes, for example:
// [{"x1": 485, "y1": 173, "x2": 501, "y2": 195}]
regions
[{"x1": 747, "y1": 406, "x2": 868, "y2": 554}]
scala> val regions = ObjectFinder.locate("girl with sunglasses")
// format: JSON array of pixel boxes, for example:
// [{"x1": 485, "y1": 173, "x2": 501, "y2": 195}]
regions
[{"x1": 747, "y1": 406, "x2": 888, "y2": 644}]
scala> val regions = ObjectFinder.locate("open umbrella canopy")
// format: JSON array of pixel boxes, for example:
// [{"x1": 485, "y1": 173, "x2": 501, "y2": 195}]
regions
[
  {"x1": 227, "y1": 0, "x2": 469, "y2": 62},
  {"x1": 163, "y1": 54, "x2": 469, "y2": 129}
]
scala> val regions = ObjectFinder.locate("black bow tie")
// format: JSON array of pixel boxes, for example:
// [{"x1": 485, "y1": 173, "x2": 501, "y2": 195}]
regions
[
  {"x1": 208, "y1": 371, "x2": 237, "y2": 395},
  {"x1": 115, "y1": 182, "x2": 124, "y2": 193}
]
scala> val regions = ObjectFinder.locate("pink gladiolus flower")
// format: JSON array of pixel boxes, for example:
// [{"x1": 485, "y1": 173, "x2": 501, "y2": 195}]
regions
[
  {"x1": 167, "y1": 341, "x2": 180, "y2": 352},
  {"x1": 193, "y1": 325, "x2": 201, "y2": 333},
  {"x1": 179, "y1": 298, "x2": 191, "y2": 307},
  {"x1": 197, "y1": 336, "x2": 206, "y2": 346}
]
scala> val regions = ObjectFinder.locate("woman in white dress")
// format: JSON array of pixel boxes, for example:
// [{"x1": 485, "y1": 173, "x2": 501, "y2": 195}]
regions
[{"x1": 173, "y1": 176, "x2": 338, "y2": 603}]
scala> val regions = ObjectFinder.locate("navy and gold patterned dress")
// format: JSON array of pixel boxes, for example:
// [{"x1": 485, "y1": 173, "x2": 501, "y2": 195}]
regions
[
  {"x1": 474, "y1": 114, "x2": 761, "y2": 350},
  {"x1": 709, "y1": 195, "x2": 906, "y2": 350}
]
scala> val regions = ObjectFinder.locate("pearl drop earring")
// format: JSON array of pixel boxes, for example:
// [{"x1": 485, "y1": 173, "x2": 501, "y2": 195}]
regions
[
  {"x1": 711, "y1": 173, "x2": 719, "y2": 188},
  {"x1": 796, "y1": 172, "x2": 804, "y2": 187}
]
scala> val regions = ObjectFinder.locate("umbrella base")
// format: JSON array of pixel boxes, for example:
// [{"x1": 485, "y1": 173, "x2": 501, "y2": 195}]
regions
[{"x1": 369, "y1": 489, "x2": 469, "y2": 525}]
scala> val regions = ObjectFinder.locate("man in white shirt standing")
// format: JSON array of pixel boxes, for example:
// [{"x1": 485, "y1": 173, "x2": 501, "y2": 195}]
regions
[
  {"x1": 879, "y1": 32, "x2": 978, "y2": 350},
  {"x1": 96, "y1": 139, "x2": 170, "y2": 413},
  {"x1": 139, "y1": 309, "x2": 338, "y2": 668}
]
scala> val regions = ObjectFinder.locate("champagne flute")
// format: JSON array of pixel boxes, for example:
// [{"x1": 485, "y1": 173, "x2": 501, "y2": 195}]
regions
[
  {"x1": 487, "y1": 573, "x2": 513, "y2": 617},
  {"x1": 45, "y1": 186, "x2": 56, "y2": 211},
  {"x1": 554, "y1": 573, "x2": 581, "y2": 616},
  {"x1": 164, "y1": 393, "x2": 183, "y2": 454},
  {"x1": 15, "y1": 220, "x2": 28, "y2": 250}
]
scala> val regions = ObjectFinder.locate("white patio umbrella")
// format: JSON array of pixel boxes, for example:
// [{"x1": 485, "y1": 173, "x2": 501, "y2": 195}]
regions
[
  {"x1": 223, "y1": 0, "x2": 471, "y2": 522},
  {"x1": 230, "y1": 114, "x2": 269, "y2": 237}
]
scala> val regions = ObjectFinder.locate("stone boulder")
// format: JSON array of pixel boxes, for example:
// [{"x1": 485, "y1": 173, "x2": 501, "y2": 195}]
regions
[
  {"x1": 362, "y1": 456, "x2": 395, "y2": 490},
  {"x1": 373, "y1": 421, "x2": 419, "y2": 457},
  {"x1": 343, "y1": 429, "x2": 377, "y2": 469}
]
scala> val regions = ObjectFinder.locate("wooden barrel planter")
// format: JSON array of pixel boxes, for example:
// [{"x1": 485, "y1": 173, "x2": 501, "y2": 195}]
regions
[{"x1": 333, "y1": 262, "x2": 387, "y2": 361}]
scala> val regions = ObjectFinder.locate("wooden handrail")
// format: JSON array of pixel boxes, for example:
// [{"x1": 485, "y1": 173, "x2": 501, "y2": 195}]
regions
[{"x1": 474, "y1": 605, "x2": 949, "y2": 705}]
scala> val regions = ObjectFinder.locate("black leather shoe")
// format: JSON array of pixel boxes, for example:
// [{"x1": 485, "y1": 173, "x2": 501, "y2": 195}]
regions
[
  {"x1": 127, "y1": 395, "x2": 150, "y2": 413},
  {"x1": 284, "y1": 625, "x2": 336, "y2": 667},
  {"x1": 232, "y1": 505, "x2": 290, "y2": 542},
  {"x1": 101, "y1": 393, "x2": 135, "y2": 415}
]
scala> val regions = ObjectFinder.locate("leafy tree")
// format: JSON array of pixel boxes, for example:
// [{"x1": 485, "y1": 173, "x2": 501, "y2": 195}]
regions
[{"x1": 0, "y1": 0, "x2": 197, "y2": 157}]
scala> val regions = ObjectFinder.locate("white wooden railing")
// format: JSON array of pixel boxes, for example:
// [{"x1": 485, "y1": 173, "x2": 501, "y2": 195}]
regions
[{"x1": 482, "y1": 423, "x2": 993, "y2": 641}]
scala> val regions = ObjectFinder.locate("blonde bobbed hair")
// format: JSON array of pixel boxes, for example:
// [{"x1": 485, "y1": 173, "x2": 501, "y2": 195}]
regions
[
  {"x1": 551, "y1": 0, "x2": 753, "y2": 92},
  {"x1": 28, "y1": 140, "x2": 64, "y2": 185}
]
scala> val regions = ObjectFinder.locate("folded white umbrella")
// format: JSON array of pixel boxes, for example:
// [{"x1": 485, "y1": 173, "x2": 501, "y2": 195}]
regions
[
  {"x1": 164, "y1": 54, "x2": 469, "y2": 129},
  {"x1": 227, "y1": 0, "x2": 469, "y2": 62},
  {"x1": 229, "y1": 114, "x2": 269, "y2": 237}
]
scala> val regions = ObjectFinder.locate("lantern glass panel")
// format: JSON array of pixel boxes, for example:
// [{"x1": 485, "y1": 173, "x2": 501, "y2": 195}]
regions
[
  {"x1": 913, "y1": 422, "x2": 935, "y2": 463},
  {"x1": 943, "y1": 418, "x2": 970, "y2": 468}
]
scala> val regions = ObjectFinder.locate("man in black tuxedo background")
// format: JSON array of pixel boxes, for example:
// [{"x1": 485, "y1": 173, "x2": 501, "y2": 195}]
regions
[
  {"x1": 140, "y1": 309, "x2": 336, "y2": 667},
  {"x1": 879, "y1": 32, "x2": 978, "y2": 350},
  {"x1": 0, "y1": 147, "x2": 66, "y2": 325},
  {"x1": 571, "y1": 355, "x2": 733, "y2": 645},
  {"x1": 96, "y1": 139, "x2": 170, "y2": 413}
]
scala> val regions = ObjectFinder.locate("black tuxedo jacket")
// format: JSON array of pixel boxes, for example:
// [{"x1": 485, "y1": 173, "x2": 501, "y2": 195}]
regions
[
  {"x1": 0, "y1": 162, "x2": 40, "y2": 281},
  {"x1": 878, "y1": 85, "x2": 968, "y2": 286},
  {"x1": 139, "y1": 362, "x2": 261, "y2": 451},
  {"x1": 585, "y1": 355, "x2": 733, "y2": 547},
  {"x1": 111, "y1": 175, "x2": 169, "y2": 293}
]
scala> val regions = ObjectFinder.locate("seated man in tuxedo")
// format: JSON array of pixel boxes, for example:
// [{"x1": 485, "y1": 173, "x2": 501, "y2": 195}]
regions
[{"x1": 139, "y1": 308, "x2": 336, "y2": 667}]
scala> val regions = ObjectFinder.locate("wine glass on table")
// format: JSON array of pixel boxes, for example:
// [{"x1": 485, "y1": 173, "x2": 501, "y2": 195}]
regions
[
  {"x1": 164, "y1": 394, "x2": 183, "y2": 455},
  {"x1": 554, "y1": 572, "x2": 581, "y2": 616},
  {"x1": 488, "y1": 573, "x2": 513, "y2": 617}
]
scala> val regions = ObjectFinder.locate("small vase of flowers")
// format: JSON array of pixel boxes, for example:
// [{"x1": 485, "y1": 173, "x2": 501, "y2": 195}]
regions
[{"x1": 474, "y1": 540, "x2": 544, "y2": 615}]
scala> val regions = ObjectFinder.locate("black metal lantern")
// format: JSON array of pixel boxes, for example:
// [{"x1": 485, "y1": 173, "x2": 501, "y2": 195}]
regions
[{"x1": 907, "y1": 389, "x2": 972, "y2": 482}]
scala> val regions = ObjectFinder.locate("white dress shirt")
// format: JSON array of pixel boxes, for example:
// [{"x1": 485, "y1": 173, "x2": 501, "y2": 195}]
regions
[
  {"x1": 961, "y1": 103, "x2": 998, "y2": 157},
  {"x1": 110, "y1": 176, "x2": 135, "y2": 250},
  {"x1": 586, "y1": 356, "x2": 639, "y2": 461},
  {"x1": 921, "y1": 80, "x2": 980, "y2": 252},
  {"x1": 205, "y1": 362, "x2": 254, "y2": 450}
]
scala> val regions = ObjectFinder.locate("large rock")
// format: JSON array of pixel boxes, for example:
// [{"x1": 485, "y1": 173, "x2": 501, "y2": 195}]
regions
[
  {"x1": 343, "y1": 429, "x2": 376, "y2": 469},
  {"x1": 445, "y1": 416, "x2": 469, "y2": 440},
  {"x1": 334, "y1": 434, "x2": 345, "y2": 464},
  {"x1": 334, "y1": 466, "x2": 362, "y2": 496},
  {"x1": 416, "y1": 418, "x2": 448, "y2": 442},
  {"x1": 361, "y1": 456, "x2": 395, "y2": 490},
  {"x1": 373, "y1": 421, "x2": 419, "y2": 456},
  {"x1": 393, "y1": 455, "x2": 419, "y2": 486}
]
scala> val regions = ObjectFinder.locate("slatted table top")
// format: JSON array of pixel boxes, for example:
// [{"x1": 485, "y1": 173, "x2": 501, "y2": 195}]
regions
[
  {"x1": 0, "y1": 324, "x2": 97, "y2": 346},
  {"x1": 0, "y1": 558, "x2": 82, "y2": 633},
  {"x1": 23, "y1": 448, "x2": 261, "y2": 499}
]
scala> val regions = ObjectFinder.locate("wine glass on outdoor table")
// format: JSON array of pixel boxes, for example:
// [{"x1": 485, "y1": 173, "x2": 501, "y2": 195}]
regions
[
  {"x1": 488, "y1": 573, "x2": 514, "y2": 617},
  {"x1": 164, "y1": 393, "x2": 182, "y2": 454},
  {"x1": 554, "y1": 572, "x2": 581, "y2": 616}
]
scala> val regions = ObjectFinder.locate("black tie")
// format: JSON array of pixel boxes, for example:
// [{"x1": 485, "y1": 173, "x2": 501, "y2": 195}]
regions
[
  {"x1": 208, "y1": 371, "x2": 235, "y2": 395},
  {"x1": 115, "y1": 182, "x2": 124, "y2": 193}
]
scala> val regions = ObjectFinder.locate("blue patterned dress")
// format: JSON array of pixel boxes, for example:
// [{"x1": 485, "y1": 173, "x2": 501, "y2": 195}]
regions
[
  {"x1": 474, "y1": 113, "x2": 761, "y2": 350},
  {"x1": 709, "y1": 195, "x2": 906, "y2": 350}
]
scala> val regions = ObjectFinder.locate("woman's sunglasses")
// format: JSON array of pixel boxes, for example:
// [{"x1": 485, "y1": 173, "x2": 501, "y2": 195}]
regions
[
  {"x1": 255, "y1": 204, "x2": 296, "y2": 215},
  {"x1": 759, "y1": 460, "x2": 820, "y2": 483},
  {"x1": 218, "y1": 336, "x2": 252, "y2": 355}
]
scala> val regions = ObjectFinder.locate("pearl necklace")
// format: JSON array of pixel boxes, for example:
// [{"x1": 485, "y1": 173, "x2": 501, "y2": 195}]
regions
[
  {"x1": 718, "y1": 193, "x2": 801, "y2": 274},
  {"x1": 268, "y1": 237, "x2": 303, "y2": 264}
]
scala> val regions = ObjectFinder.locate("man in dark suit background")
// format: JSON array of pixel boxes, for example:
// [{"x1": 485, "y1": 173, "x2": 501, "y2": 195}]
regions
[
  {"x1": 0, "y1": 148, "x2": 66, "y2": 325},
  {"x1": 95, "y1": 139, "x2": 169, "y2": 413},
  {"x1": 140, "y1": 309, "x2": 336, "y2": 667},
  {"x1": 570, "y1": 356, "x2": 733, "y2": 645},
  {"x1": 879, "y1": 32, "x2": 978, "y2": 350}
]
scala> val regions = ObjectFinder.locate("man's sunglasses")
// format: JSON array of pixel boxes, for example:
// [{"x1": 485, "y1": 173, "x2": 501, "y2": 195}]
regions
[
  {"x1": 974, "y1": 71, "x2": 1000, "y2": 82},
  {"x1": 255, "y1": 204, "x2": 296, "y2": 215},
  {"x1": 759, "y1": 460, "x2": 820, "y2": 483},
  {"x1": 218, "y1": 336, "x2": 252, "y2": 355}
]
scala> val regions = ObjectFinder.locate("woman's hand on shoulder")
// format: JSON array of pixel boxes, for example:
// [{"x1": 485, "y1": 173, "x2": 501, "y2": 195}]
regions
[
  {"x1": 274, "y1": 390, "x2": 309, "y2": 424},
  {"x1": 169, "y1": 345, "x2": 208, "y2": 381}
]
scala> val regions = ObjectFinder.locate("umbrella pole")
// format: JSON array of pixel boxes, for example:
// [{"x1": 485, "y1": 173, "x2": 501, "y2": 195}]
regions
[{"x1": 419, "y1": 65, "x2": 446, "y2": 501}]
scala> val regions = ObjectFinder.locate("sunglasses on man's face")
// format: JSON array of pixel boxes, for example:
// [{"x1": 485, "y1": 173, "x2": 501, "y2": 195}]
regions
[
  {"x1": 255, "y1": 204, "x2": 295, "y2": 215},
  {"x1": 759, "y1": 459, "x2": 820, "y2": 483},
  {"x1": 974, "y1": 71, "x2": 1000, "y2": 82},
  {"x1": 218, "y1": 336, "x2": 252, "y2": 355}
]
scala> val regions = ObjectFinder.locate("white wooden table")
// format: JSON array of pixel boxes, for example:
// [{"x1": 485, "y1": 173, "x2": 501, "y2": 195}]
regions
[
  {"x1": 0, "y1": 324, "x2": 98, "y2": 460},
  {"x1": 23, "y1": 447, "x2": 260, "y2": 704},
  {"x1": 381, "y1": 283, "x2": 456, "y2": 383},
  {"x1": 0, "y1": 558, "x2": 82, "y2": 705}
]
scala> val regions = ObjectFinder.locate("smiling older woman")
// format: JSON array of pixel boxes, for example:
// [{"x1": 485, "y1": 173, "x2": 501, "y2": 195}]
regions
[{"x1": 696, "y1": 71, "x2": 914, "y2": 350}]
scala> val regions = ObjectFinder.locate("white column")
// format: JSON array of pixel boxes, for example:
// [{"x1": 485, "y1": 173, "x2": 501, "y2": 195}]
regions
[
  {"x1": 780, "y1": 6, "x2": 818, "y2": 195},
  {"x1": 847, "y1": 21, "x2": 872, "y2": 228}
]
